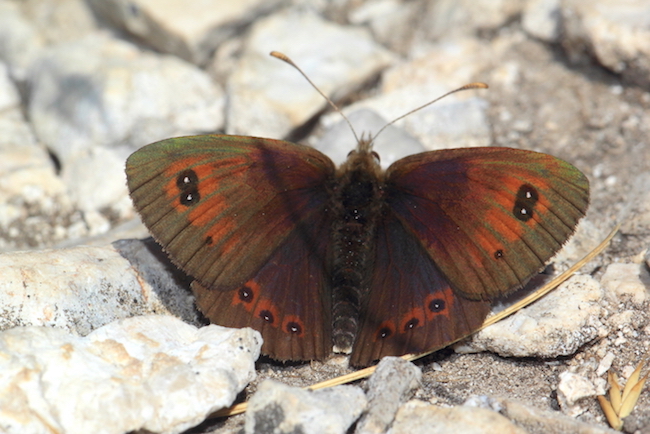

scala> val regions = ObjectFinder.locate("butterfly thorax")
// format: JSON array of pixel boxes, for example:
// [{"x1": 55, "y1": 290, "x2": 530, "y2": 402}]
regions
[{"x1": 330, "y1": 139, "x2": 385, "y2": 354}]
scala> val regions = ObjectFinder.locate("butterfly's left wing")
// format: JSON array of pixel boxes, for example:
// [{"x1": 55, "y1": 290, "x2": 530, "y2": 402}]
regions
[
  {"x1": 350, "y1": 211, "x2": 491, "y2": 366},
  {"x1": 384, "y1": 147, "x2": 589, "y2": 301},
  {"x1": 126, "y1": 135, "x2": 336, "y2": 361}
]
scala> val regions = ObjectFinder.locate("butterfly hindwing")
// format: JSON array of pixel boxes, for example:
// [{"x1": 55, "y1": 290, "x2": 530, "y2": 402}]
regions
[
  {"x1": 192, "y1": 212, "x2": 333, "y2": 361},
  {"x1": 350, "y1": 210, "x2": 491, "y2": 366},
  {"x1": 384, "y1": 147, "x2": 589, "y2": 300}
]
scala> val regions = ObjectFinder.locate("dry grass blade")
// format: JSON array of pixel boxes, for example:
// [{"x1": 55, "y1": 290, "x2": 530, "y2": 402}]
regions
[
  {"x1": 598, "y1": 358, "x2": 648, "y2": 429},
  {"x1": 620, "y1": 372, "x2": 648, "y2": 419},
  {"x1": 609, "y1": 371, "x2": 622, "y2": 412},
  {"x1": 598, "y1": 395, "x2": 623, "y2": 430}
]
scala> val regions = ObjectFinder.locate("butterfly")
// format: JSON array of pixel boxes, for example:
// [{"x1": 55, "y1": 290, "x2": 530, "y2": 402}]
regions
[{"x1": 125, "y1": 130, "x2": 589, "y2": 367}]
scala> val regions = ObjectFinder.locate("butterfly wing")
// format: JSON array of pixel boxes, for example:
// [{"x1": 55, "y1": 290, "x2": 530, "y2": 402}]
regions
[
  {"x1": 384, "y1": 147, "x2": 590, "y2": 300},
  {"x1": 191, "y1": 214, "x2": 332, "y2": 361},
  {"x1": 350, "y1": 211, "x2": 491, "y2": 366},
  {"x1": 126, "y1": 135, "x2": 335, "y2": 360}
]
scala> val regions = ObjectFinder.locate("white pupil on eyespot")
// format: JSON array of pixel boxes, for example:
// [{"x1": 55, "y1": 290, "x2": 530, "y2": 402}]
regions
[
  {"x1": 186, "y1": 193, "x2": 193, "y2": 201},
  {"x1": 521, "y1": 208, "x2": 527, "y2": 215},
  {"x1": 526, "y1": 191, "x2": 532, "y2": 198},
  {"x1": 184, "y1": 176, "x2": 190, "y2": 184}
]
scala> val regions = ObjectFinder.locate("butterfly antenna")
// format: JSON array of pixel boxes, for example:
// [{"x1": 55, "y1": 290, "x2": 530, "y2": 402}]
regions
[
  {"x1": 371, "y1": 82, "x2": 489, "y2": 142},
  {"x1": 270, "y1": 51, "x2": 361, "y2": 144}
]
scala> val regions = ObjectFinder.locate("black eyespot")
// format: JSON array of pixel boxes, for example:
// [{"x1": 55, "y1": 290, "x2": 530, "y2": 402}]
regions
[
  {"x1": 259, "y1": 310, "x2": 274, "y2": 324},
  {"x1": 428, "y1": 299, "x2": 446, "y2": 313},
  {"x1": 177, "y1": 169, "x2": 200, "y2": 206},
  {"x1": 378, "y1": 327, "x2": 393, "y2": 339},
  {"x1": 238, "y1": 286, "x2": 254, "y2": 303},
  {"x1": 494, "y1": 249, "x2": 504, "y2": 259},
  {"x1": 205, "y1": 236, "x2": 213, "y2": 246},
  {"x1": 404, "y1": 318, "x2": 419, "y2": 331},
  {"x1": 513, "y1": 184, "x2": 538, "y2": 222},
  {"x1": 286, "y1": 322, "x2": 302, "y2": 334}
]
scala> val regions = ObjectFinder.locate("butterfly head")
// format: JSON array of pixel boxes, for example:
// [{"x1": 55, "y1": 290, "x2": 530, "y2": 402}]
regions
[{"x1": 340, "y1": 135, "x2": 383, "y2": 177}]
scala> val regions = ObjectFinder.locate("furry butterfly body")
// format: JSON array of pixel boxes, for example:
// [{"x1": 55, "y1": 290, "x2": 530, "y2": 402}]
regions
[{"x1": 126, "y1": 134, "x2": 589, "y2": 366}]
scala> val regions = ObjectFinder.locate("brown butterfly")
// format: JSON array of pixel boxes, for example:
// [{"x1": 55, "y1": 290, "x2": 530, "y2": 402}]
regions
[{"x1": 126, "y1": 128, "x2": 589, "y2": 366}]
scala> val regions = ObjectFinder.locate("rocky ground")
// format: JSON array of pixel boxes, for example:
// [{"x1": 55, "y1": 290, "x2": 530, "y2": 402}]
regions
[{"x1": 0, "y1": 0, "x2": 649, "y2": 433}]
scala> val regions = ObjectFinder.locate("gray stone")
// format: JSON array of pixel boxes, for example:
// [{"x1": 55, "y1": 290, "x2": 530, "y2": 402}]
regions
[
  {"x1": 245, "y1": 380, "x2": 367, "y2": 434},
  {"x1": 356, "y1": 357, "x2": 422, "y2": 434}
]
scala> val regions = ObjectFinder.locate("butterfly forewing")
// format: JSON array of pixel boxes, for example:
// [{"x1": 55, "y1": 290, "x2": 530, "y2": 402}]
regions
[
  {"x1": 126, "y1": 135, "x2": 335, "y2": 291},
  {"x1": 385, "y1": 147, "x2": 589, "y2": 300}
]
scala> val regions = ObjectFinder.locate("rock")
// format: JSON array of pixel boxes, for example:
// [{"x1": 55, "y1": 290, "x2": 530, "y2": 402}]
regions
[
  {"x1": 423, "y1": 0, "x2": 525, "y2": 41},
  {"x1": 22, "y1": 0, "x2": 98, "y2": 45},
  {"x1": 0, "y1": 61, "x2": 84, "y2": 250},
  {"x1": 245, "y1": 380, "x2": 367, "y2": 434},
  {"x1": 390, "y1": 400, "x2": 526, "y2": 434},
  {"x1": 495, "y1": 397, "x2": 619, "y2": 434},
  {"x1": 460, "y1": 275, "x2": 605, "y2": 358},
  {"x1": 0, "y1": 315, "x2": 261, "y2": 434},
  {"x1": 355, "y1": 357, "x2": 422, "y2": 434},
  {"x1": 325, "y1": 39, "x2": 492, "y2": 151},
  {"x1": 522, "y1": 0, "x2": 562, "y2": 42},
  {"x1": 87, "y1": 0, "x2": 284, "y2": 65},
  {"x1": 348, "y1": 0, "x2": 421, "y2": 53},
  {"x1": 225, "y1": 8, "x2": 394, "y2": 138},
  {"x1": 0, "y1": 1, "x2": 45, "y2": 82},
  {"x1": 0, "y1": 243, "x2": 199, "y2": 333},
  {"x1": 561, "y1": 0, "x2": 650, "y2": 87},
  {"x1": 556, "y1": 371, "x2": 603, "y2": 417},
  {"x1": 27, "y1": 33, "x2": 225, "y2": 213},
  {"x1": 600, "y1": 262, "x2": 650, "y2": 306}
]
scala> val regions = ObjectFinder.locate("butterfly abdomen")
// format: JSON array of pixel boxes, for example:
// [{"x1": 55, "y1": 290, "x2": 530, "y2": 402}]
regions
[{"x1": 330, "y1": 150, "x2": 384, "y2": 354}]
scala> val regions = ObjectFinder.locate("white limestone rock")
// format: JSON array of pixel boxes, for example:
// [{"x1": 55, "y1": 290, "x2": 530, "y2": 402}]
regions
[
  {"x1": 226, "y1": 8, "x2": 394, "y2": 139},
  {"x1": 459, "y1": 275, "x2": 605, "y2": 358},
  {"x1": 389, "y1": 400, "x2": 527, "y2": 434},
  {"x1": 27, "y1": 33, "x2": 225, "y2": 212},
  {"x1": 322, "y1": 39, "x2": 492, "y2": 152},
  {"x1": 0, "y1": 315, "x2": 261, "y2": 434},
  {"x1": 88, "y1": 0, "x2": 284, "y2": 65},
  {"x1": 601, "y1": 262, "x2": 650, "y2": 306},
  {"x1": 0, "y1": 243, "x2": 199, "y2": 333},
  {"x1": 561, "y1": 0, "x2": 650, "y2": 87}
]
